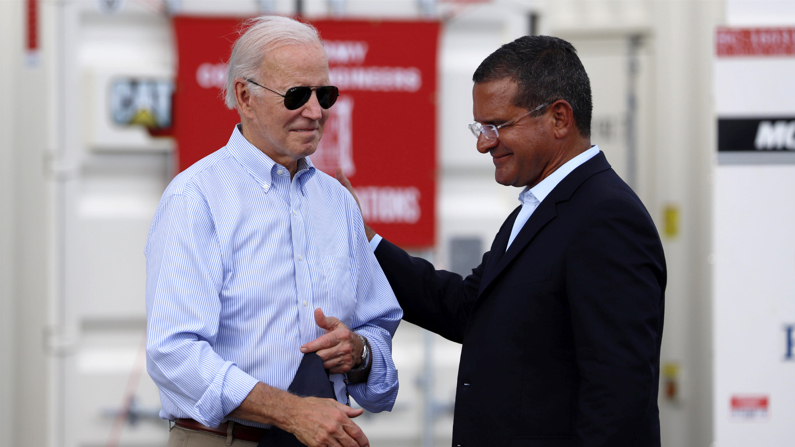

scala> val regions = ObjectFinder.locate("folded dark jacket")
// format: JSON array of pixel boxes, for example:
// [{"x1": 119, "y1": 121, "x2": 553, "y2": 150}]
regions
[{"x1": 258, "y1": 352, "x2": 337, "y2": 447}]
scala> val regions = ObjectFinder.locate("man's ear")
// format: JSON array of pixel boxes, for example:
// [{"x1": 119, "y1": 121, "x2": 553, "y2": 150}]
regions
[
  {"x1": 550, "y1": 99, "x2": 575, "y2": 140},
  {"x1": 234, "y1": 79, "x2": 256, "y2": 120}
]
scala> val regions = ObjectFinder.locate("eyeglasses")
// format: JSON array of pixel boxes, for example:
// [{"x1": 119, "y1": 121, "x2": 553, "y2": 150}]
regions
[
  {"x1": 468, "y1": 102, "x2": 549, "y2": 140},
  {"x1": 245, "y1": 78, "x2": 339, "y2": 110}
]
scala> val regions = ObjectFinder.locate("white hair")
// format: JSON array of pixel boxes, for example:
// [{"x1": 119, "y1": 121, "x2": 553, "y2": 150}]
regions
[{"x1": 223, "y1": 16, "x2": 324, "y2": 109}]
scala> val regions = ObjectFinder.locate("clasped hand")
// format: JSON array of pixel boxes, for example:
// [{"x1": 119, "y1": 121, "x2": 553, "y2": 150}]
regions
[
  {"x1": 302, "y1": 308, "x2": 364, "y2": 374},
  {"x1": 291, "y1": 308, "x2": 368, "y2": 446},
  {"x1": 236, "y1": 308, "x2": 369, "y2": 446}
]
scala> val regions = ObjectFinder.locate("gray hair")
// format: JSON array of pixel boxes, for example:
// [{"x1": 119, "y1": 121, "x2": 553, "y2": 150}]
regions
[{"x1": 224, "y1": 16, "x2": 324, "y2": 109}]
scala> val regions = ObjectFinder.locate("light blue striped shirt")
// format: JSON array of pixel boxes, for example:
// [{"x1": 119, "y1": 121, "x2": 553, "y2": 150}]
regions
[{"x1": 145, "y1": 125, "x2": 402, "y2": 428}]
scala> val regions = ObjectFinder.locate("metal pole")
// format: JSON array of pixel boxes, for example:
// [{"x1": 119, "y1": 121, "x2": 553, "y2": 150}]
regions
[
  {"x1": 528, "y1": 12, "x2": 539, "y2": 36},
  {"x1": 626, "y1": 34, "x2": 641, "y2": 190},
  {"x1": 53, "y1": 1, "x2": 70, "y2": 446}
]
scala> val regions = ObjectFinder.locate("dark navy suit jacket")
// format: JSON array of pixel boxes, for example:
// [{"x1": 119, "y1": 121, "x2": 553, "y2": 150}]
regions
[
  {"x1": 258, "y1": 353, "x2": 336, "y2": 447},
  {"x1": 375, "y1": 153, "x2": 666, "y2": 446}
]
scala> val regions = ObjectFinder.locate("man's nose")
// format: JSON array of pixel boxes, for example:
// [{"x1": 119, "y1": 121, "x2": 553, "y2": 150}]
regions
[
  {"x1": 300, "y1": 91, "x2": 324, "y2": 120},
  {"x1": 476, "y1": 133, "x2": 498, "y2": 153}
]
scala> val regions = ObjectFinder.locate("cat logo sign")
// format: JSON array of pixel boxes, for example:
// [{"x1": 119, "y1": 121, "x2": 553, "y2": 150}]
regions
[{"x1": 110, "y1": 78, "x2": 174, "y2": 130}]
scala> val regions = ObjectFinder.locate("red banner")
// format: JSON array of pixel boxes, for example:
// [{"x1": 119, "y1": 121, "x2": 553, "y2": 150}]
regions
[
  {"x1": 26, "y1": 0, "x2": 38, "y2": 52},
  {"x1": 717, "y1": 27, "x2": 795, "y2": 57},
  {"x1": 173, "y1": 16, "x2": 439, "y2": 248}
]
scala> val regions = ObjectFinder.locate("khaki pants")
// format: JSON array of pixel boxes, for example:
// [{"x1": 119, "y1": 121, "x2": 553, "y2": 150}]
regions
[{"x1": 168, "y1": 423, "x2": 259, "y2": 447}]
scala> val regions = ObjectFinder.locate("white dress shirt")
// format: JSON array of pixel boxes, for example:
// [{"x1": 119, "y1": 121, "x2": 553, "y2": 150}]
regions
[{"x1": 506, "y1": 146, "x2": 600, "y2": 249}]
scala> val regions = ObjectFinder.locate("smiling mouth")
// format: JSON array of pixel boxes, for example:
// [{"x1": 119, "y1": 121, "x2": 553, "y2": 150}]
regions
[{"x1": 492, "y1": 152, "x2": 512, "y2": 163}]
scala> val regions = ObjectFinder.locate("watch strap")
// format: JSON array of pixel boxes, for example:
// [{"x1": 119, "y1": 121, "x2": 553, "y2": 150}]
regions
[{"x1": 347, "y1": 334, "x2": 371, "y2": 384}]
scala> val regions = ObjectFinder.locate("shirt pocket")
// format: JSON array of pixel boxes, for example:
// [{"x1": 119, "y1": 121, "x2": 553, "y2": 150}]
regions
[{"x1": 319, "y1": 255, "x2": 356, "y2": 326}]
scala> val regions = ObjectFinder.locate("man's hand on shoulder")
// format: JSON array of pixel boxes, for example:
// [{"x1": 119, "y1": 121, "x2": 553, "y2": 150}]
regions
[
  {"x1": 302, "y1": 308, "x2": 364, "y2": 374},
  {"x1": 335, "y1": 168, "x2": 376, "y2": 242},
  {"x1": 230, "y1": 382, "x2": 369, "y2": 447}
]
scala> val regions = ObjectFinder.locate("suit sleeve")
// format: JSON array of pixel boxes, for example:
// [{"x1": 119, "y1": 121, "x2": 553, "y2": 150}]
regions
[
  {"x1": 374, "y1": 239, "x2": 485, "y2": 344},
  {"x1": 566, "y1": 195, "x2": 666, "y2": 445},
  {"x1": 340, "y1": 193, "x2": 403, "y2": 413}
]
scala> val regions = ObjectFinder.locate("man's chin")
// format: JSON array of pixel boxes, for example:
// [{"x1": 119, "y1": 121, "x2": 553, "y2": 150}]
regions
[
  {"x1": 288, "y1": 139, "x2": 319, "y2": 158},
  {"x1": 288, "y1": 147, "x2": 318, "y2": 166},
  {"x1": 494, "y1": 170, "x2": 513, "y2": 187},
  {"x1": 303, "y1": 144, "x2": 319, "y2": 157}
]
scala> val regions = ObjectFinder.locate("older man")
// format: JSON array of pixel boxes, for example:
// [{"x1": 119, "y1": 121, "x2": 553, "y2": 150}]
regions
[
  {"x1": 339, "y1": 35, "x2": 666, "y2": 446},
  {"x1": 146, "y1": 16, "x2": 401, "y2": 447}
]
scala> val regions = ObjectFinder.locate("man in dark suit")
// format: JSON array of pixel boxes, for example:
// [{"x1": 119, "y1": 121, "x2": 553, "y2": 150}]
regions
[{"x1": 338, "y1": 35, "x2": 666, "y2": 446}]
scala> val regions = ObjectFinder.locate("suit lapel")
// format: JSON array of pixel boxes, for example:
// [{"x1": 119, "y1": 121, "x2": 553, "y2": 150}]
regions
[
  {"x1": 480, "y1": 206, "x2": 520, "y2": 287},
  {"x1": 478, "y1": 201, "x2": 556, "y2": 296},
  {"x1": 496, "y1": 200, "x2": 556, "y2": 275},
  {"x1": 477, "y1": 152, "x2": 612, "y2": 298}
]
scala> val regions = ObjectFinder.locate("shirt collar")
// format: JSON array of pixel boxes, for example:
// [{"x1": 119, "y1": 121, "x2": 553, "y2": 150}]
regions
[
  {"x1": 225, "y1": 124, "x2": 316, "y2": 190},
  {"x1": 521, "y1": 145, "x2": 601, "y2": 205}
]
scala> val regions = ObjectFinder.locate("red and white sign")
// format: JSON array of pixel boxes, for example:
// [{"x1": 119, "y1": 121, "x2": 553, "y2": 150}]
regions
[
  {"x1": 26, "y1": 0, "x2": 39, "y2": 65},
  {"x1": 730, "y1": 395, "x2": 769, "y2": 420},
  {"x1": 173, "y1": 17, "x2": 440, "y2": 248},
  {"x1": 713, "y1": 24, "x2": 795, "y2": 447},
  {"x1": 717, "y1": 27, "x2": 795, "y2": 57}
]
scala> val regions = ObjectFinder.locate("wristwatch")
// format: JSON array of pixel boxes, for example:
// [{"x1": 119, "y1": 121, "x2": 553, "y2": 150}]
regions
[{"x1": 350, "y1": 333, "x2": 370, "y2": 372}]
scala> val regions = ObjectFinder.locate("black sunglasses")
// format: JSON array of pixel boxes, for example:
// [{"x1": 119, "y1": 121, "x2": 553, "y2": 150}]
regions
[{"x1": 245, "y1": 78, "x2": 339, "y2": 110}]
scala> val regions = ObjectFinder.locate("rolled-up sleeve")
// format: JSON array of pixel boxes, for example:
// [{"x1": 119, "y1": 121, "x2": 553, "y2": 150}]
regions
[
  {"x1": 145, "y1": 193, "x2": 258, "y2": 427},
  {"x1": 344, "y1": 196, "x2": 402, "y2": 412}
]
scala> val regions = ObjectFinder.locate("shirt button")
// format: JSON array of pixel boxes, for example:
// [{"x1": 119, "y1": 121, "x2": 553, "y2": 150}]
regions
[
  {"x1": 292, "y1": 210, "x2": 297, "y2": 216},
  {"x1": 303, "y1": 300, "x2": 308, "y2": 307},
  {"x1": 298, "y1": 255, "x2": 303, "y2": 261},
  {"x1": 277, "y1": 169, "x2": 284, "y2": 175}
]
